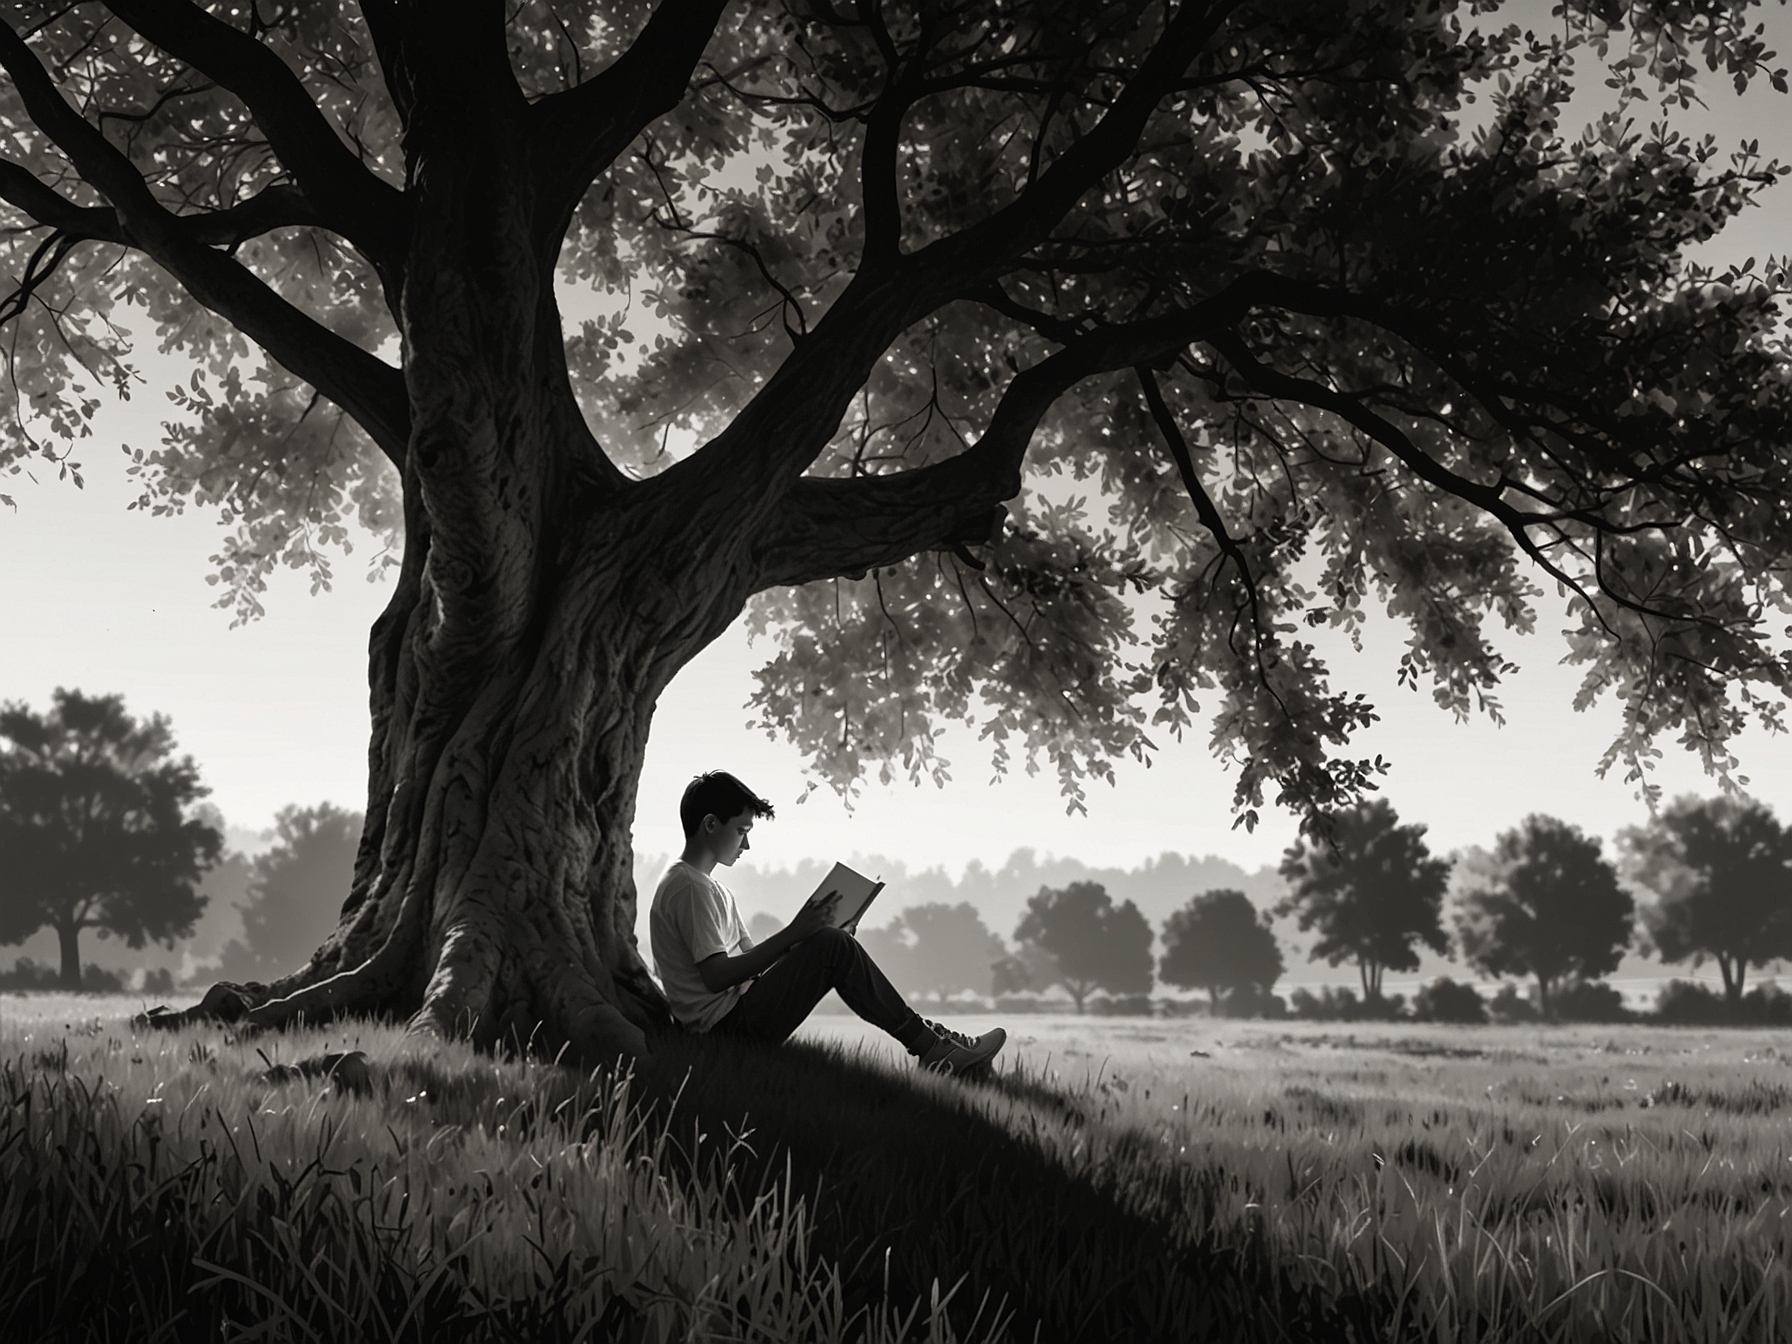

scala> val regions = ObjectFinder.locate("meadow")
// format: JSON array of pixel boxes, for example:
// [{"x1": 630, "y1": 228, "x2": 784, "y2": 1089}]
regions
[{"x1": 4, "y1": 993, "x2": 1792, "y2": 1342}]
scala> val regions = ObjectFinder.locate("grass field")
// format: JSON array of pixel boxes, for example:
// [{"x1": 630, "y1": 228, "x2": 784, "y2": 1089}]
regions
[{"x1": 5, "y1": 993, "x2": 1792, "y2": 1341}]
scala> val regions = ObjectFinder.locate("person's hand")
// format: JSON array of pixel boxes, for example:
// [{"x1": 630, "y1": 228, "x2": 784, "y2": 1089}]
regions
[{"x1": 789, "y1": 890, "x2": 840, "y2": 941}]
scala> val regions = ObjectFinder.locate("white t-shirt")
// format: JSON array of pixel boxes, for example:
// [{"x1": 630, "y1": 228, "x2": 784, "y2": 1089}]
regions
[{"x1": 649, "y1": 861, "x2": 756, "y2": 1031}]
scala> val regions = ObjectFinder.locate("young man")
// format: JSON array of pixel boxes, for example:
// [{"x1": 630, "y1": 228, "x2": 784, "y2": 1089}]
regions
[{"x1": 649, "y1": 770, "x2": 1006, "y2": 1075}]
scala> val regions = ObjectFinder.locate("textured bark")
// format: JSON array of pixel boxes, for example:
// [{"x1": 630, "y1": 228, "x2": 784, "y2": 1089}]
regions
[
  {"x1": 129, "y1": 7, "x2": 1016, "y2": 1066},
  {"x1": 141, "y1": 54, "x2": 764, "y2": 1066},
  {"x1": 157, "y1": 414, "x2": 750, "y2": 1063}
]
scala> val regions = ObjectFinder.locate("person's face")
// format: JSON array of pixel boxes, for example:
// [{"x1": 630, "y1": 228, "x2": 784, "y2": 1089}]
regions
[{"x1": 707, "y1": 808, "x2": 755, "y2": 866}]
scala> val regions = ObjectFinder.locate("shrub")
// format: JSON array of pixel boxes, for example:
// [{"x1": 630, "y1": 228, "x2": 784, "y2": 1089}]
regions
[
  {"x1": 1654, "y1": 979, "x2": 1726, "y2": 1024},
  {"x1": 1412, "y1": 978, "x2": 1486, "y2": 1024},
  {"x1": 1290, "y1": 986, "x2": 1357, "y2": 1020},
  {"x1": 1291, "y1": 987, "x2": 1406, "y2": 1021},
  {"x1": 0, "y1": 959, "x2": 126, "y2": 993},
  {"x1": 1487, "y1": 983, "x2": 1538, "y2": 1022},
  {"x1": 1551, "y1": 979, "x2": 1629, "y2": 1023},
  {"x1": 139, "y1": 967, "x2": 175, "y2": 996},
  {"x1": 1744, "y1": 982, "x2": 1792, "y2": 1025},
  {"x1": 1652, "y1": 979, "x2": 1792, "y2": 1025},
  {"x1": 992, "y1": 995, "x2": 1058, "y2": 1014},
  {"x1": 1087, "y1": 993, "x2": 1155, "y2": 1017},
  {"x1": 1220, "y1": 984, "x2": 1288, "y2": 1019}
]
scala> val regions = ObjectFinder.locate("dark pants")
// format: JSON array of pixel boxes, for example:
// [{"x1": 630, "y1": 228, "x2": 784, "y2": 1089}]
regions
[{"x1": 711, "y1": 927, "x2": 925, "y2": 1047}]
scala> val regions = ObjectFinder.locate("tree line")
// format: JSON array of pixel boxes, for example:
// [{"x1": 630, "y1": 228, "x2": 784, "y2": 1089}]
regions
[
  {"x1": 797, "y1": 795, "x2": 1792, "y2": 1024},
  {"x1": 5, "y1": 688, "x2": 1792, "y2": 1023}
]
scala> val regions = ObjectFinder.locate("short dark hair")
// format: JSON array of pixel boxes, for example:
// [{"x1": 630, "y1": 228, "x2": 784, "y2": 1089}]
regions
[{"x1": 679, "y1": 771, "x2": 774, "y2": 837}]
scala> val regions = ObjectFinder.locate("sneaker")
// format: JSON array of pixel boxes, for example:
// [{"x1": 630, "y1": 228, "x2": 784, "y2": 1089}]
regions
[{"x1": 914, "y1": 1019, "x2": 1006, "y2": 1076}]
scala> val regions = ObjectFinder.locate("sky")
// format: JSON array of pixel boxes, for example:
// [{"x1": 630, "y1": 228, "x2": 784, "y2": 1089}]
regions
[{"x1": 4, "y1": 4, "x2": 1792, "y2": 882}]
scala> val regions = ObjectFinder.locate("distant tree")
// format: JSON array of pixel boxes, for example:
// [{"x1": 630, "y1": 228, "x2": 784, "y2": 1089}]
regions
[
  {"x1": 1619, "y1": 794, "x2": 1792, "y2": 1013},
  {"x1": 1014, "y1": 882, "x2": 1153, "y2": 1013},
  {"x1": 1455, "y1": 815, "x2": 1633, "y2": 1017},
  {"x1": 883, "y1": 903, "x2": 1008, "y2": 1000},
  {"x1": 216, "y1": 805, "x2": 362, "y2": 984},
  {"x1": 1159, "y1": 889, "x2": 1284, "y2": 1014},
  {"x1": 990, "y1": 942, "x2": 1059, "y2": 998},
  {"x1": 0, "y1": 690, "x2": 220, "y2": 988},
  {"x1": 1277, "y1": 799, "x2": 1450, "y2": 1003}
]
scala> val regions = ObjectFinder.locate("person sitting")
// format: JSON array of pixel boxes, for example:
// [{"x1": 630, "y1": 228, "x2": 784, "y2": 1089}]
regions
[{"x1": 648, "y1": 770, "x2": 1006, "y2": 1075}]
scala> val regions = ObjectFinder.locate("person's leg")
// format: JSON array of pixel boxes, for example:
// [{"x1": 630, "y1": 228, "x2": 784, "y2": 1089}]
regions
[{"x1": 712, "y1": 927, "x2": 932, "y2": 1049}]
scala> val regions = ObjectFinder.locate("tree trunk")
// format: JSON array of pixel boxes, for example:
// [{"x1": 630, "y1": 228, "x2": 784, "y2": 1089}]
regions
[
  {"x1": 1719, "y1": 952, "x2": 1745, "y2": 1013},
  {"x1": 159, "y1": 478, "x2": 754, "y2": 1062},
  {"x1": 1536, "y1": 974, "x2": 1553, "y2": 1019},
  {"x1": 56, "y1": 920, "x2": 81, "y2": 990},
  {"x1": 139, "y1": 30, "x2": 985, "y2": 1066},
  {"x1": 1359, "y1": 959, "x2": 1382, "y2": 1002},
  {"x1": 146, "y1": 95, "x2": 775, "y2": 1066}
]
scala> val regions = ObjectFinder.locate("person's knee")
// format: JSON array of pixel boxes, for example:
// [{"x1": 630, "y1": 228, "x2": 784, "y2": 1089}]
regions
[{"x1": 804, "y1": 926, "x2": 858, "y2": 974}]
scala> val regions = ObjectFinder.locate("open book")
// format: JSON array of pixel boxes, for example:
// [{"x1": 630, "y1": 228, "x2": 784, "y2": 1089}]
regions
[{"x1": 801, "y1": 861, "x2": 884, "y2": 929}]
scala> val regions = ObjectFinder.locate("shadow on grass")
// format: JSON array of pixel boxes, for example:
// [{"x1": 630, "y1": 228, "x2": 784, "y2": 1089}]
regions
[
  {"x1": 0, "y1": 1012, "x2": 1427, "y2": 1343},
  {"x1": 631, "y1": 1026, "x2": 1378, "y2": 1344}
]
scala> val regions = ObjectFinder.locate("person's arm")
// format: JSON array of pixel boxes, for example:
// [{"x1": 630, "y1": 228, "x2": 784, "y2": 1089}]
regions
[{"x1": 696, "y1": 892, "x2": 840, "y2": 992}]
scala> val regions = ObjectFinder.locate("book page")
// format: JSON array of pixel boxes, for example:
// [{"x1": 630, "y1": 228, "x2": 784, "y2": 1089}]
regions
[{"x1": 803, "y1": 861, "x2": 883, "y2": 928}]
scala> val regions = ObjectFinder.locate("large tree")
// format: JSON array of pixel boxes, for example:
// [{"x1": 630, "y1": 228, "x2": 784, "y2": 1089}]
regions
[
  {"x1": 0, "y1": 690, "x2": 221, "y2": 988},
  {"x1": 1277, "y1": 798, "x2": 1450, "y2": 1001},
  {"x1": 1455, "y1": 814, "x2": 1634, "y2": 1015},
  {"x1": 1620, "y1": 794, "x2": 1792, "y2": 1012},
  {"x1": 3, "y1": 2, "x2": 1791, "y2": 1059}
]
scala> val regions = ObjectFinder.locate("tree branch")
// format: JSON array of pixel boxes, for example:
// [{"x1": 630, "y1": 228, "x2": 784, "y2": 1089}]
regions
[
  {"x1": 0, "y1": 17, "x2": 410, "y2": 465},
  {"x1": 0, "y1": 164, "x2": 325, "y2": 247},
  {"x1": 358, "y1": 1, "x2": 411, "y2": 130},
  {"x1": 911, "y1": 0, "x2": 1240, "y2": 279},
  {"x1": 754, "y1": 279, "x2": 1274, "y2": 586},
  {"x1": 100, "y1": 0, "x2": 409, "y2": 271},
  {"x1": 1136, "y1": 365, "x2": 1258, "y2": 610},
  {"x1": 1205, "y1": 327, "x2": 1606, "y2": 608},
  {"x1": 530, "y1": 0, "x2": 732, "y2": 249}
]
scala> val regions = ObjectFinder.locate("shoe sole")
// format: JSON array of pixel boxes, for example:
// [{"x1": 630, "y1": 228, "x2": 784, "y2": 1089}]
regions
[{"x1": 923, "y1": 1029, "x2": 1007, "y2": 1076}]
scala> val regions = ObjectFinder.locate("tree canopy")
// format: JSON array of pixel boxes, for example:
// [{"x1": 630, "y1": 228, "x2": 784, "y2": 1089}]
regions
[
  {"x1": 1013, "y1": 880, "x2": 1153, "y2": 1011},
  {"x1": 5, "y1": 0, "x2": 1792, "y2": 1055},
  {"x1": 2, "y1": 1, "x2": 1789, "y2": 820},
  {"x1": 1455, "y1": 813, "x2": 1633, "y2": 1013},
  {"x1": 1158, "y1": 887, "x2": 1283, "y2": 1012},
  {"x1": 1620, "y1": 793, "x2": 1792, "y2": 1010},
  {"x1": 0, "y1": 689, "x2": 220, "y2": 988},
  {"x1": 1276, "y1": 798, "x2": 1450, "y2": 1000}
]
